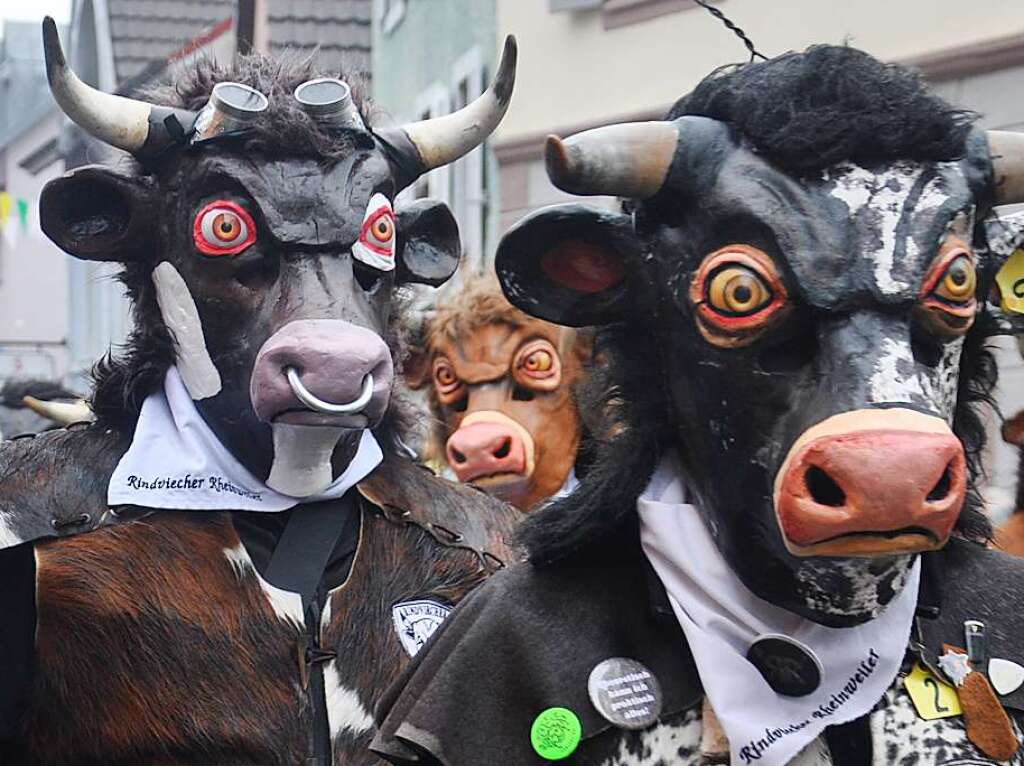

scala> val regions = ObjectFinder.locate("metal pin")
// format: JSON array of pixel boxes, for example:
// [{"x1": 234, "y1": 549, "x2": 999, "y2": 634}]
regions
[{"x1": 965, "y1": 620, "x2": 987, "y2": 669}]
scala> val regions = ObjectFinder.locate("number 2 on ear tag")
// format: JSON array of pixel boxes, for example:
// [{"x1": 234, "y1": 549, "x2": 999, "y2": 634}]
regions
[{"x1": 904, "y1": 663, "x2": 962, "y2": 720}]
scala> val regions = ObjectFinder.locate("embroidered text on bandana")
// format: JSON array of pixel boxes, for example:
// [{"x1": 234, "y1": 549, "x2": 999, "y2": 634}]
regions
[
  {"x1": 638, "y1": 454, "x2": 920, "y2": 766},
  {"x1": 108, "y1": 367, "x2": 383, "y2": 510}
]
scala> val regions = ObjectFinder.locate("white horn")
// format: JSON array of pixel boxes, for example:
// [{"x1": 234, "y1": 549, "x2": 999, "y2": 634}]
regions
[
  {"x1": 42, "y1": 16, "x2": 194, "y2": 157},
  {"x1": 387, "y1": 36, "x2": 517, "y2": 175},
  {"x1": 23, "y1": 396, "x2": 95, "y2": 426}
]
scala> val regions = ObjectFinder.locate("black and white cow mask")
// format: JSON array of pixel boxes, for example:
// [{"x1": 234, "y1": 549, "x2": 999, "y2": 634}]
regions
[
  {"x1": 497, "y1": 97, "x2": 1024, "y2": 626},
  {"x1": 37, "y1": 19, "x2": 516, "y2": 495}
]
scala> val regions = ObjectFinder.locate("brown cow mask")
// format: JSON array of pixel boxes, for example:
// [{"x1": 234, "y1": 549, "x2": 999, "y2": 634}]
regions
[{"x1": 408, "y1": 282, "x2": 589, "y2": 511}]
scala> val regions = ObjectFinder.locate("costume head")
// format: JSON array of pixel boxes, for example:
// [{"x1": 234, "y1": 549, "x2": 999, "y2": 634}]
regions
[
  {"x1": 38, "y1": 18, "x2": 516, "y2": 495},
  {"x1": 406, "y1": 278, "x2": 591, "y2": 510},
  {"x1": 496, "y1": 45, "x2": 1024, "y2": 626}
]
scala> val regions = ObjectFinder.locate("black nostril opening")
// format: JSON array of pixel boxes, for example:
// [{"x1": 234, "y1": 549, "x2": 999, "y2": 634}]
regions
[
  {"x1": 451, "y1": 448, "x2": 467, "y2": 464},
  {"x1": 493, "y1": 438, "x2": 512, "y2": 459},
  {"x1": 805, "y1": 466, "x2": 846, "y2": 507},
  {"x1": 927, "y1": 464, "x2": 953, "y2": 502}
]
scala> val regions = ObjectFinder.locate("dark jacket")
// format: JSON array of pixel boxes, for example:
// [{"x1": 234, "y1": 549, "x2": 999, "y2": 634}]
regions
[
  {"x1": 0, "y1": 425, "x2": 519, "y2": 765},
  {"x1": 372, "y1": 528, "x2": 1024, "y2": 765}
]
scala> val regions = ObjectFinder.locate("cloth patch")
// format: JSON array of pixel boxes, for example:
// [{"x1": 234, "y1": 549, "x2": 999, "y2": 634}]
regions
[
  {"x1": 638, "y1": 453, "x2": 920, "y2": 766},
  {"x1": 108, "y1": 366, "x2": 382, "y2": 510},
  {"x1": 392, "y1": 599, "x2": 451, "y2": 658}
]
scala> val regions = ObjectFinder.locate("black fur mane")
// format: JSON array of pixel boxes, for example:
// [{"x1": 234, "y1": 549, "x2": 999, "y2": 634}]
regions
[
  {"x1": 520, "y1": 47, "x2": 996, "y2": 564},
  {"x1": 89, "y1": 53, "x2": 413, "y2": 453},
  {"x1": 668, "y1": 44, "x2": 976, "y2": 174}
]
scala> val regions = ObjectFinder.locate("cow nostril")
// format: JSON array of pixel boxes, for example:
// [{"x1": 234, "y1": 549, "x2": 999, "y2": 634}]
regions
[
  {"x1": 493, "y1": 438, "x2": 512, "y2": 459},
  {"x1": 926, "y1": 464, "x2": 953, "y2": 502},
  {"x1": 451, "y1": 448, "x2": 467, "y2": 464},
  {"x1": 804, "y1": 466, "x2": 846, "y2": 507}
]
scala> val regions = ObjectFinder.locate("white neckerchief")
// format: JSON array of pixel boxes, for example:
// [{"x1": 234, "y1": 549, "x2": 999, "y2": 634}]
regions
[
  {"x1": 108, "y1": 367, "x2": 383, "y2": 511},
  {"x1": 638, "y1": 454, "x2": 919, "y2": 766}
]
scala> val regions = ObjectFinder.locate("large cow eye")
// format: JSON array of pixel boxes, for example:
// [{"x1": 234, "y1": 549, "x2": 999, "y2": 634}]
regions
[
  {"x1": 689, "y1": 245, "x2": 790, "y2": 348},
  {"x1": 353, "y1": 192, "x2": 397, "y2": 273},
  {"x1": 433, "y1": 357, "x2": 464, "y2": 403},
  {"x1": 193, "y1": 200, "x2": 256, "y2": 256},
  {"x1": 933, "y1": 255, "x2": 976, "y2": 304},
  {"x1": 918, "y1": 239, "x2": 977, "y2": 337},
  {"x1": 707, "y1": 265, "x2": 772, "y2": 316},
  {"x1": 513, "y1": 340, "x2": 562, "y2": 391}
]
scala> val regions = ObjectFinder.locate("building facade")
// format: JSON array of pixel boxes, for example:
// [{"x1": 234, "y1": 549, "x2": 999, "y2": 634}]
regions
[
  {"x1": 0, "y1": 21, "x2": 70, "y2": 381},
  {"x1": 371, "y1": 0, "x2": 499, "y2": 284}
]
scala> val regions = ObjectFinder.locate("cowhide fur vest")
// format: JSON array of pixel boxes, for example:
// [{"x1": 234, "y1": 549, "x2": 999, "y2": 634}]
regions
[{"x1": 0, "y1": 426, "x2": 519, "y2": 765}]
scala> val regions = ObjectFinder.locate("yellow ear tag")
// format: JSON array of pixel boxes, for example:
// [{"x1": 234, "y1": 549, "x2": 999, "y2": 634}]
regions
[
  {"x1": 996, "y1": 248, "x2": 1024, "y2": 315},
  {"x1": 904, "y1": 662, "x2": 962, "y2": 720}
]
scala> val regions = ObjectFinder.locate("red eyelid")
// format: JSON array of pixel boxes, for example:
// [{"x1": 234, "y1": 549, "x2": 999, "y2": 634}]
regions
[
  {"x1": 193, "y1": 200, "x2": 256, "y2": 256},
  {"x1": 918, "y1": 245, "x2": 973, "y2": 298},
  {"x1": 359, "y1": 204, "x2": 395, "y2": 255}
]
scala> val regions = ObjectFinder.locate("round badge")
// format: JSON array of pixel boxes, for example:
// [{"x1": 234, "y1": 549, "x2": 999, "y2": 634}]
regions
[
  {"x1": 531, "y1": 707, "x2": 582, "y2": 761},
  {"x1": 587, "y1": 657, "x2": 663, "y2": 730},
  {"x1": 746, "y1": 634, "x2": 822, "y2": 697}
]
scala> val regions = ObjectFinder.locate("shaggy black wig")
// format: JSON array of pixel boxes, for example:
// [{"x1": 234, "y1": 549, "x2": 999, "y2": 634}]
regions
[
  {"x1": 668, "y1": 44, "x2": 977, "y2": 174},
  {"x1": 519, "y1": 45, "x2": 998, "y2": 564},
  {"x1": 88, "y1": 53, "x2": 414, "y2": 453}
]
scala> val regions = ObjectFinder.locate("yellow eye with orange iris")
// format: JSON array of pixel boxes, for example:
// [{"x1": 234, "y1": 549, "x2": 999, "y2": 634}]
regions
[
  {"x1": 523, "y1": 349, "x2": 553, "y2": 373},
  {"x1": 436, "y1": 364, "x2": 457, "y2": 386},
  {"x1": 707, "y1": 265, "x2": 773, "y2": 316},
  {"x1": 933, "y1": 255, "x2": 976, "y2": 304}
]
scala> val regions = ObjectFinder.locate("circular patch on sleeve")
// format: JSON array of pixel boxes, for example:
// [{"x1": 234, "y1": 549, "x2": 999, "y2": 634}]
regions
[
  {"x1": 587, "y1": 657, "x2": 663, "y2": 730},
  {"x1": 530, "y1": 707, "x2": 581, "y2": 761}
]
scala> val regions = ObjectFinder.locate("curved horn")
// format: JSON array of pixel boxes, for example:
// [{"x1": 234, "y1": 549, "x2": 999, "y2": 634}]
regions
[
  {"x1": 545, "y1": 122, "x2": 680, "y2": 199},
  {"x1": 22, "y1": 396, "x2": 95, "y2": 426},
  {"x1": 42, "y1": 17, "x2": 195, "y2": 158},
  {"x1": 381, "y1": 36, "x2": 517, "y2": 181},
  {"x1": 989, "y1": 131, "x2": 1024, "y2": 205}
]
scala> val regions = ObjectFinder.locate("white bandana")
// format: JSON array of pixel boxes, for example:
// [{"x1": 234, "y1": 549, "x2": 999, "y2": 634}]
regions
[
  {"x1": 108, "y1": 367, "x2": 383, "y2": 511},
  {"x1": 638, "y1": 454, "x2": 919, "y2": 766}
]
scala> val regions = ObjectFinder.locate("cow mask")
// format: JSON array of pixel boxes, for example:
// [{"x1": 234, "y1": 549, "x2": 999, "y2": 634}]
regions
[
  {"x1": 496, "y1": 46, "x2": 1024, "y2": 627},
  {"x1": 407, "y1": 280, "x2": 591, "y2": 511},
  {"x1": 38, "y1": 18, "x2": 516, "y2": 496}
]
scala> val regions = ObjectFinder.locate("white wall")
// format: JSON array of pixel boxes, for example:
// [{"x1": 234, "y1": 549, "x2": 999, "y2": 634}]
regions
[{"x1": 0, "y1": 111, "x2": 69, "y2": 380}]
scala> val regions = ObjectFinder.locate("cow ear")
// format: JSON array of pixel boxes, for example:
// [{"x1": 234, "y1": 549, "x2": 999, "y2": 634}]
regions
[
  {"x1": 495, "y1": 203, "x2": 636, "y2": 327},
  {"x1": 395, "y1": 199, "x2": 461, "y2": 286},
  {"x1": 40, "y1": 164, "x2": 153, "y2": 262}
]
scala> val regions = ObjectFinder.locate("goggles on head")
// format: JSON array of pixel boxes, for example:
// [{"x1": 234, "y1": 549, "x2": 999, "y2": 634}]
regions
[{"x1": 191, "y1": 78, "x2": 365, "y2": 144}]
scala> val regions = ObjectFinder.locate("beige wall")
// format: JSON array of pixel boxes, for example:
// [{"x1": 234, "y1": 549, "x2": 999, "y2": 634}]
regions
[{"x1": 495, "y1": 0, "x2": 1024, "y2": 144}]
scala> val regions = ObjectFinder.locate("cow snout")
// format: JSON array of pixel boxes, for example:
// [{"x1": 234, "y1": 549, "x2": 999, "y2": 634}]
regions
[
  {"x1": 773, "y1": 408, "x2": 965, "y2": 557},
  {"x1": 446, "y1": 411, "x2": 535, "y2": 487},
  {"x1": 250, "y1": 319, "x2": 393, "y2": 427}
]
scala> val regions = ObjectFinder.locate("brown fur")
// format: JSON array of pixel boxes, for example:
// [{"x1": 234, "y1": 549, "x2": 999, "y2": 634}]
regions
[{"x1": 8, "y1": 427, "x2": 518, "y2": 765}]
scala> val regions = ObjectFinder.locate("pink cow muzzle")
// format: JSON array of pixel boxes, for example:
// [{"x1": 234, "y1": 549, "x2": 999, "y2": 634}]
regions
[
  {"x1": 773, "y1": 408, "x2": 965, "y2": 557},
  {"x1": 250, "y1": 319, "x2": 393, "y2": 428}
]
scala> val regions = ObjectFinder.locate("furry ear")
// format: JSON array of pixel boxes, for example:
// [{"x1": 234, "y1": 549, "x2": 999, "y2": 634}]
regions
[
  {"x1": 39, "y1": 164, "x2": 154, "y2": 262},
  {"x1": 495, "y1": 203, "x2": 638, "y2": 327},
  {"x1": 395, "y1": 199, "x2": 461, "y2": 287}
]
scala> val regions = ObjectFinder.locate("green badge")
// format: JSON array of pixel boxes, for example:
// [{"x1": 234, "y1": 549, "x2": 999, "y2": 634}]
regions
[{"x1": 531, "y1": 707, "x2": 581, "y2": 761}]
